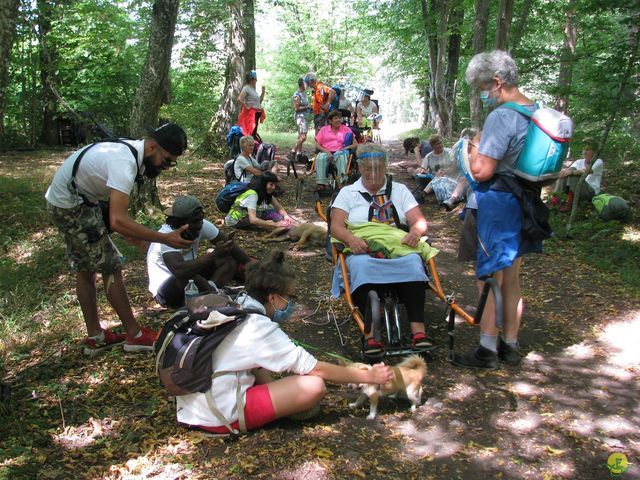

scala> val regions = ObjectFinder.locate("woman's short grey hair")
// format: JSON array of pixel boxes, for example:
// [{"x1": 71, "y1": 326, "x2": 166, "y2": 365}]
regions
[
  {"x1": 357, "y1": 143, "x2": 388, "y2": 168},
  {"x1": 239, "y1": 135, "x2": 254, "y2": 150},
  {"x1": 466, "y1": 50, "x2": 519, "y2": 88}
]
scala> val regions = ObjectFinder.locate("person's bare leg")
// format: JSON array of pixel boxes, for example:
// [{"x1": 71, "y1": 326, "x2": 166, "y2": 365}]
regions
[
  {"x1": 211, "y1": 258, "x2": 238, "y2": 287},
  {"x1": 266, "y1": 375, "x2": 326, "y2": 418},
  {"x1": 478, "y1": 271, "x2": 501, "y2": 337},
  {"x1": 76, "y1": 271, "x2": 101, "y2": 337},
  {"x1": 500, "y1": 258, "x2": 523, "y2": 342},
  {"x1": 102, "y1": 270, "x2": 140, "y2": 338}
]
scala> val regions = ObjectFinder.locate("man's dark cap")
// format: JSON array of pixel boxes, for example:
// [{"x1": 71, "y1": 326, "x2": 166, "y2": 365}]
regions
[{"x1": 144, "y1": 122, "x2": 188, "y2": 156}]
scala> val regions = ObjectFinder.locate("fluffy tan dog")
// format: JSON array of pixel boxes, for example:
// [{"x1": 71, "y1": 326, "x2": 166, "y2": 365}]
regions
[
  {"x1": 261, "y1": 222, "x2": 327, "y2": 250},
  {"x1": 347, "y1": 355, "x2": 427, "y2": 420}
]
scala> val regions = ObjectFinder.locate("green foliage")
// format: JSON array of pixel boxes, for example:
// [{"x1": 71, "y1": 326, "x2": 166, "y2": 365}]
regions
[{"x1": 259, "y1": 0, "x2": 376, "y2": 132}]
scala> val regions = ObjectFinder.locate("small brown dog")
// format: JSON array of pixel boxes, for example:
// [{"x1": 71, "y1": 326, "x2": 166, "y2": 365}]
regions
[
  {"x1": 261, "y1": 222, "x2": 327, "y2": 250},
  {"x1": 347, "y1": 355, "x2": 427, "y2": 420}
]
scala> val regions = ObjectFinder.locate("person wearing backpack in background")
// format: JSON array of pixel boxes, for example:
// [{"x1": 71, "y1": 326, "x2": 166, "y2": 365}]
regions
[
  {"x1": 287, "y1": 77, "x2": 311, "y2": 165},
  {"x1": 147, "y1": 196, "x2": 253, "y2": 309},
  {"x1": 224, "y1": 172, "x2": 294, "y2": 230},
  {"x1": 304, "y1": 72, "x2": 335, "y2": 131},
  {"x1": 237, "y1": 70, "x2": 266, "y2": 141},
  {"x1": 230, "y1": 135, "x2": 276, "y2": 183},
  {"x1": 175, "y1": 250, "x2": 394, "y2": 435},
  {"x1": 452, "y1": 50, "x2": 544, "y2": 370},
  {"x1": 553, "y1": 139, "x2": 604, "y2": 212},
  {"x1": 45, "y1": 123, "x2": 192, "y2": 355}
]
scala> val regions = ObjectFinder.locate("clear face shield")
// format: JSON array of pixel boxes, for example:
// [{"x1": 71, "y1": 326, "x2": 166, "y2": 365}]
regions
[{"x1": 358, "y1": 152, "x2": 387, "y2": 187}]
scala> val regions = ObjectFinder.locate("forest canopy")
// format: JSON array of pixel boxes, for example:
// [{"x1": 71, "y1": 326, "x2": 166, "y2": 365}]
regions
[{"x1": 0, "y1": 0, "x2": 638, "y2": 153}]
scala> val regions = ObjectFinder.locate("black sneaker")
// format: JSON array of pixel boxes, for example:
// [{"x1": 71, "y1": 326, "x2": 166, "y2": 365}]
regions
[
  {"x1": 451, "y1": 345, "x2": 498, "y2": 370},
  {"x1": 498, "y1": 338, "x2": 521, "y2": 366}
]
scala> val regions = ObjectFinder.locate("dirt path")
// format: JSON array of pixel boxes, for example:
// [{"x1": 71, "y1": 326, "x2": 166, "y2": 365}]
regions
[{"x1": 1, "y1": 140, "x2": 639, "y2": 479}]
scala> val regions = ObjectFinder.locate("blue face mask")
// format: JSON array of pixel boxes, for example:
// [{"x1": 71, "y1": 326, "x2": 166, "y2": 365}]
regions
[
  {"x1": 480, "y1": 85, "x2": 499, "y2": 107},
  {"x1": 272, "y1": 295, "x2": 296, "y2": 324}
]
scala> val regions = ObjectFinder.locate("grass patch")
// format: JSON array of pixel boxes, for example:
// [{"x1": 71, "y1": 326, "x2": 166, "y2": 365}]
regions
[{"x1": 547, "y1": 208, "x2": 640, "y2": 289}]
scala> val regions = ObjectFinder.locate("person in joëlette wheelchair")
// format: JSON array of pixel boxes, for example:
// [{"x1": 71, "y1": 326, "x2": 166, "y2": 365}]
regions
[{"x1": 328, "y1": 143, "x2": 437, "y2": 356}]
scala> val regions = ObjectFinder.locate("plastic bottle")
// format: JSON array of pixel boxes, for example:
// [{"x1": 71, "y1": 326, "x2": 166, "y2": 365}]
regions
[{"x1": 184, "y1": 279, "x2": 199, "y2": 311}]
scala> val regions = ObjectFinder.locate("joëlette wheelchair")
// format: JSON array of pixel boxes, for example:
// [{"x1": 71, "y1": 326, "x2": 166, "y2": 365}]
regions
[{"x1": 314, "y1": 192, "x2": 504, "y2": 363}]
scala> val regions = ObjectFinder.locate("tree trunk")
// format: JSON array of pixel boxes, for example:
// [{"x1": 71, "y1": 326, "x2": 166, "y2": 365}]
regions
[
  {"x1": 244, "y1": 0, "x2": 255, "y2": 74},
  {"x1": 567, "y1": 26, "x2": 640, "y2": 231},
  {"x1": 129, "y1": 0, "x2": 180, "y2": 138},
  {"x1": 37, "y1": 0, "x2": 59, "y2": 145},
  {"x1": 554, "y1": 0, "x2": 577, "y2": 114},
  {"x1": 509, "y1": 0, "x2": 533, "y2": 55},
  {"x1": 494, "y1": 0, "x2": 513, "y2": 51},
  {"x1": 0, "y1": 0, "x2": 19, "y2": 141},
  {"x1": 469, "y1": 0, "x2": 489, "y2": 131},
  {"x1": 129, "y1": 0, "x2": 180, "y2": 213},
  {"x1": 445, "y1": 0, "x2": 463, "y2": 132},
  {"x1": 201, "y1": 0, "x2": 246, "y2": 155},
  {"x1": 421, "y1": 0, "x2": 452, "y2": 136}
]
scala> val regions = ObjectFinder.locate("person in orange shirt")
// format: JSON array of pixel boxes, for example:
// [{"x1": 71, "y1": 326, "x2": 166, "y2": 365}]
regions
[{"x1": 304, "y1": 72, "x2": 335, "y2": 131}]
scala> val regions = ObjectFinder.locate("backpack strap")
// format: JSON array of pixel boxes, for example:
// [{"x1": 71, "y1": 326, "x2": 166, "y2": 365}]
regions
[
  {"x1": 500, "y1": 102, "x2": 538, "y2": 119},
  {"x1": 70, "y1": 139, "x2": 141, "y2": 195}
]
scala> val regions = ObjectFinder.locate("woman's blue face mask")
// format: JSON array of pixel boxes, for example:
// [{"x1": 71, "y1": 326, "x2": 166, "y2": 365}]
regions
[
  {"x1": 272, "y1": 294, "x2": 296, "y2": 323},
  {"x1": 480, "y1": 83, "x2": 499, "y2": 107}
]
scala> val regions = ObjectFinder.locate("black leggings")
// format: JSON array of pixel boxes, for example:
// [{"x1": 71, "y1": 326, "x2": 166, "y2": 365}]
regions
[{"x1": 351, "y1": 281, "x2": 427, "y2": 335}]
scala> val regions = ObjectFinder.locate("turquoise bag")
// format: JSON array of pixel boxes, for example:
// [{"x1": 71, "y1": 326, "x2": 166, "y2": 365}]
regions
[{"x1": 502, "y1": 103, "x2": 573, "y2": 186}]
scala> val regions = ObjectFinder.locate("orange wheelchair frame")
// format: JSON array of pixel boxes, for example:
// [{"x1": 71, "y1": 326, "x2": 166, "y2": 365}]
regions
[{"x1": 315, "y1": 194, "x2": 504, "y2": 361}]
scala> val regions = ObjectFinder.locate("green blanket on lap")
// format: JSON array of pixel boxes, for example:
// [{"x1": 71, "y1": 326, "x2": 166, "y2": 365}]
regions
[{"x1": 331, "y1": 221, "x2": 439, "y2": 261}]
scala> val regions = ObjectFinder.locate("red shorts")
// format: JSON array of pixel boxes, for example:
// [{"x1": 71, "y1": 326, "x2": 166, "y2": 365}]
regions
[{"x1": 186, "y1": 383, "x2": 276, "y2": 434}]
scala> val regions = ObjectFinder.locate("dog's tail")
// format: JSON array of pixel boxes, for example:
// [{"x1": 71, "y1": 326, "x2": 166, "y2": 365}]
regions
[{"x1": 397, "y1": 354, "x2": 427, "y2": 371}]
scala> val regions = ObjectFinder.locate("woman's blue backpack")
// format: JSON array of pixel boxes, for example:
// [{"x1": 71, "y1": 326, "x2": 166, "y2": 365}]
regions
[
  {"x1": 215, "y1": 182, "x2": 250, "y2": 213},
  {"x1": 501, "y1": 103, "x2": 573, "y2": 186}
]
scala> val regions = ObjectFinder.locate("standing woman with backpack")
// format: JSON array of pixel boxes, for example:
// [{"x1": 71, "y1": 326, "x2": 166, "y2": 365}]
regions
[
  {"x1": 175, "y1": 250, "x2": 394, "y2": 435},
  {"x1": 451, "y1": 50, "x2": 542, "y2": 370},
  {"x1": 224, "y1": 172, "x2": 293, "y2": 230},
  {"x1": 237, "y1": 70, "x2": 266, "y2": 141}
]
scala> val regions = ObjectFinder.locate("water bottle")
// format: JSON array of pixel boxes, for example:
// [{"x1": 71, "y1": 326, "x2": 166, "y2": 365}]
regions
[{"x1": 184, "y1": 279, "x2": 199, "y2": 311}]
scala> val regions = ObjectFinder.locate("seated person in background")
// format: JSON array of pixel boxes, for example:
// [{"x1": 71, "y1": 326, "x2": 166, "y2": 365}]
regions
[
  {"x1": 329, "y1": 143, "x2": 434, "y2": 354},
  {"x1": 225, "y1": 172, "x2": 294, "y2": 230},
  {"x1": 356, "y1": 93, "x2": 378, "y2": 129},
  {"x1": 553, "y1": 139, "x2": 604, "y2": 212},
  {"x1": 438, "y1": 127, "x2": 479, "y2": 211},
  {"x1": 234, "y1": 135, "x2": 277, "y2": 182},
  {"x1": 421, "y1": 134, "x2": 462, "y2": 206},
  {"x1": 147, "y1": 195, "x2": 252, "y2": 308},
  {"x1": 314, "y1": 109, "x2": 357, "y2": 191},
  {"x1": 401, "y1": 137, "x2": 433, "y2": 179},
  {"x1": 176, "y1": 250, "x2": 394, "y2": 435}
]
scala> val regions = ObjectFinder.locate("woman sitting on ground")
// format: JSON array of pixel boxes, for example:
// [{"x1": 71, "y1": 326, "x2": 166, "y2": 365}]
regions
[
  {"x1": 329, "y1": 143, "x2": 435, "y2": 354},
  {"x1": 225, "y1": 172, "x2": 293, "y2": 230},
  {"x1": 421, "y1": 134, "x2": 468, "y2": 210},
  {"x1": 401, "y1": 137, "x2": 432, "y2": 179},
  {"x1": 176, "y1": 250, "x2": 394, "y2": 435},
  {"x1": 314, "y1": 109, "x2": 357, "y2": 191},
  {"x1": 233, "y1": 135, "x2": 277, "y2": 182}
]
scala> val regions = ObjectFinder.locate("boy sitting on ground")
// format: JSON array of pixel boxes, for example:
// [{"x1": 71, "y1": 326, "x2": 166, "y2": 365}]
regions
[{"x1": 147, "y1": 195, "x2": 253, "y2": 308}]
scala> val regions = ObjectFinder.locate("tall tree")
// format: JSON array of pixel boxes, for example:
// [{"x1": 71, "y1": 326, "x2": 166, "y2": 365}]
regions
[
  {"x1": 421, "y1": 0, "x2": 453, "y2": 136},
  {"x1": 445, "y1": 0, "x2": 463, "y2": 131},
  {"x1": 129, "y1": 0, "x2": 180, "y2": 137},
  {"x1": 494, "y1": 0, "x2": 513, "y2": 51},
  {"x1": 244, "y1": 0, "x2": 255, "y2": 74},
  {"x1": 470, "y1": 0, "x2": 489, "y2": 130},
  {"x1": 201, "y1": 0, "x2": 246, "y2": 152},
  {"x1": 0, "y1": 0, "x2": 19, "y2": 141},
  {"x1": 555, "y1": 0, "x2": 577, "y2": 114},
  {"x1": 36, "y1": 0, "x2": 59, "y2": 145}
]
